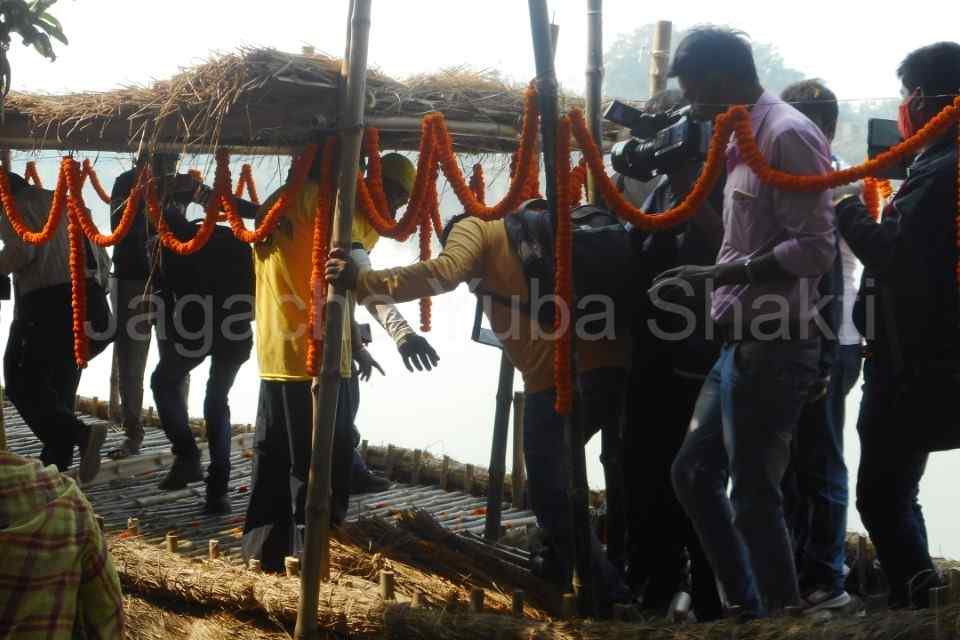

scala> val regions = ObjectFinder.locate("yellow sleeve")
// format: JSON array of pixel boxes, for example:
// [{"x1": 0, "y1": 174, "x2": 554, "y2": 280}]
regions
[{"x1": 356, "y1": 217, "x2": 485, "y2": 304}]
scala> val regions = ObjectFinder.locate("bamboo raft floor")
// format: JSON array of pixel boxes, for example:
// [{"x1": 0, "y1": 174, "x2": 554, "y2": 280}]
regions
[{"x1": 1, "y1": 400, "x2": 538, "y2": 563}]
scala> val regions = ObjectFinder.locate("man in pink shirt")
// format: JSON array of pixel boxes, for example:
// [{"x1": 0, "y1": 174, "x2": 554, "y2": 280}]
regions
[{"x1": 650, "y1": 27, "x2": 836, "y2": 619}]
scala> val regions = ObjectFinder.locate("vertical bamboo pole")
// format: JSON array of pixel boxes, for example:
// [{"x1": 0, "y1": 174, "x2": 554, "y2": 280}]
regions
[
  {"x1": 511, "y1": 391, "x2": 526, "y2": 509},
  {"x1": 584, "y1": 0, "x2": 604, "y2": 206},
  {"x1": 649, "y1": 21, "x2": 672, "y2": 96},
  {"x1": 484, "y1": 354, "x2": 515, "y2": 540},
  {"x1": 294, "y1": 1, "x2": 370, "y2": 638},
  {"x1": 527, "y1": 0, "x2": 595, "y2": 618}
]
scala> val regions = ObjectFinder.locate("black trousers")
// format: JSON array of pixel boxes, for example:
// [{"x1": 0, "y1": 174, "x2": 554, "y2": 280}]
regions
[
  {"x1": 4, "y1": 282, "x2": 110, "y2": 471},
  {"x1": 624, "y1": 355, "x2": 722, "y2": 621},
  {"x1": 241, "y1": 379, "x2": 355, "y2": 572}
]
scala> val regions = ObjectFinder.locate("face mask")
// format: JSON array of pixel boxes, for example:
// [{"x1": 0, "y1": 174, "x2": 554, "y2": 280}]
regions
[{"x1": 897, "y1": 89, "x2": 921, "y2": 139}]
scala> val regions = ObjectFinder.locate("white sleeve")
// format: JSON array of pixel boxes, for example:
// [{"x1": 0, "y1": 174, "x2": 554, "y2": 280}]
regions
[{"x1": 350, "y1": 247, "x2": 415, "y2": 345}]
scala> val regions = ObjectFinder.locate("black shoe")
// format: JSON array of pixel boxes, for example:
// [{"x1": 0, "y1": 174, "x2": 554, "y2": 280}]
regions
[
  {"x1": 203, "y1": 493, "x2": 232, "y2": 516},
  {"x1": 908, "y1": 569, "x2": 943, "y2": 609},
  {"x1": 77, "y1": 423, "x2": 107, "y2": 485},
  {"x1": 158, "y1": 454, "x2": 203, "y2": 491},
  {"x1": 351, "y1": 471, "x2": 391, "y2": 495}
]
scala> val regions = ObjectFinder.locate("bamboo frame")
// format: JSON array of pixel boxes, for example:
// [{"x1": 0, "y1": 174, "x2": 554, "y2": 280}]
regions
[
  {"x1": 295, "y1": 0, "x2": 371, "y2": 637},
  {"x1": 483, "y1": 353, "x2": 515, "y2": 540},
  {"x1": 584, "y1": 0, "x2": 604, "y2": 206}
]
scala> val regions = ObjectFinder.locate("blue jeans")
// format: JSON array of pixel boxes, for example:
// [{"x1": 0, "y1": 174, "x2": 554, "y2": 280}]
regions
[
  {"x1": 785, "y1": 343, "x2": 861, "y2": 593},
  {"x1": 855, "y1": 355, "x2": 934, "y2": 607},
  {"x1": 151, "y1": 337, "x2": 250, "y2": 496},
  {"x1": 672, "y1": 338, "x2": 819, "y2": 616},
  {"x1": 524, "y1": 385, "x2": 627, "y2": 607}
]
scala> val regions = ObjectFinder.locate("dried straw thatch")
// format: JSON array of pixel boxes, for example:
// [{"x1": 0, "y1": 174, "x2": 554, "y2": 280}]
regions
[
  {"x1": 1, "y1": 48, "x2": 623, "y2": 155},
  {"x1": 112, "y1": 537, "x2": 960, "y2": 639}
]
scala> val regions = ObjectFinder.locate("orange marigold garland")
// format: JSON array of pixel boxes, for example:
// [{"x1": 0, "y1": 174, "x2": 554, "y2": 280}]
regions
[
  {"x1": 147, "y1": 153, "x2": 224, "y2": 256},
  {"x1": 553, "y1": 116, "x2": 575, "y2": 415},
  {"x1": 863, "y1": 177, "x2": 882, "y2": 221},
  {"x1": 306, "y1": 139, "x2": 337, "y2": 376},
  {"x1": 67, "y1": 201, "x2": 89, "y2": 368},
  {"x1": 221, "y1": 145, "x2": 317, "y2": 244},
  {"x1": 569, "y1": 158, "x2": 587, "y2": 206},
  {"x1": 418, "y1": 179, "x2": 438, "y2": 332},
  {"x1": 956, "y1": 122, "x2": 960, "y2": 290},
  {"x1": 0, "y1": 159, "x2": 69, "y2": 245},
  {"x1": 24, "y1": 161, "x2": 42, "y2": 188},
  {"x1": 235, "y1": 163, "x2": 261, "y2": 205},
  {"x1": 469, "y1": 163, "x2": 485, "y2": 204},
  {"x1": 66, "y1": 159, "x2": 147, "y2": 247},
  {"x1": 80, "y1": 160, "x2": 112, "y2": 205}
]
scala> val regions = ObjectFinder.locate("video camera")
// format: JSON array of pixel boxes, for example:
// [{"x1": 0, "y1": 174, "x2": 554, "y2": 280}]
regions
[{"x1": 604, "y1": 99, "x2": 713, "y2": 182}]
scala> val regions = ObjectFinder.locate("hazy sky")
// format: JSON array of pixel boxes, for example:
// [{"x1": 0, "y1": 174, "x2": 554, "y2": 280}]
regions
[{"x1": 6, "y1": 1, "x2": 960, "y2": 557}]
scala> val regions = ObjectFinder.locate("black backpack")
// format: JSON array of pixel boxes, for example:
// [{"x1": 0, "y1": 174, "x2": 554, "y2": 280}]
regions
[{"x1": 500, "y1": 199, "x2": 635, "y2": 331}]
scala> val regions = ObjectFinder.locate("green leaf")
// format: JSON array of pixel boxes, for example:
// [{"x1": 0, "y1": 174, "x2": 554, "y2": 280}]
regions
[
  {"x1": 30, "y1": 31, "x2": 53, "y2": 60},
  {"x1": 28, "y1": 0, "x2": 58, "y2": 15},
  {"x1": 36, "y1": 14, "x2": 66, "y2": 45},
  {"x1": 37, "y1": 10, "x2": 61, "y2": 31}
]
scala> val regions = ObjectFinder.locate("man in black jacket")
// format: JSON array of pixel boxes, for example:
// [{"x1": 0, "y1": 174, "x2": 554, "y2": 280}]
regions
[
  {"x1": 148, "y1": 175, "x2": 258, "y2": 514},
  {"x1": 834, "y1": 41, "x2": 960, "y2": 609}
]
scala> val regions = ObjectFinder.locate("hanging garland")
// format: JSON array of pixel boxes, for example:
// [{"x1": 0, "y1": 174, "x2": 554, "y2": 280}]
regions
[
  {"x1": 553, "y1": 116, "x2": 574, "y2": 415},
  {"x1": 306, "y1": 139, "x2": 338, "y2": 377}
]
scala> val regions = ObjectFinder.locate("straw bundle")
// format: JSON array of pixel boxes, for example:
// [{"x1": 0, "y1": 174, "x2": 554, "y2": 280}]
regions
[
  {"x1": 123, "y1": 595, "x2": 289, "y2": 640},
  {"x1": 112, "y1": 537, "x2": 960, "y2": 639}
]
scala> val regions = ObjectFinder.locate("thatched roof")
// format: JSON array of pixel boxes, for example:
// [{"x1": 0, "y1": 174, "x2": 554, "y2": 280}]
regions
[{"x1": 0, "y1": 48, "x2": 623, "y2": 155}]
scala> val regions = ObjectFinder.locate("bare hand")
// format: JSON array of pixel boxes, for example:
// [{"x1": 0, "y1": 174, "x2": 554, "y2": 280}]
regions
[
  {"x1": 354, "y1": 348, "x2": 385, "y2": 381},
  {"x1": 648, "y1": 264, "x2": 719, "y2": 298},
  {"x1": 325, "y1": 248, "x2": 359, "y2": 289}
]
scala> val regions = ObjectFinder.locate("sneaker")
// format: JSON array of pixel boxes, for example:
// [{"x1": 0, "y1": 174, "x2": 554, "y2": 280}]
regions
[
  {"x1": 77, "y1": 423, "x2": 107, "y2": 485},
  {"x1": 203, "y1": 493, "x2": 232, "y2": 516},
  {"x1": 802, "y1": 588, "x2": 852, "y2": 613},
  {"x1": 158, "y1": 454, "x2": 203, "y2": 491}
]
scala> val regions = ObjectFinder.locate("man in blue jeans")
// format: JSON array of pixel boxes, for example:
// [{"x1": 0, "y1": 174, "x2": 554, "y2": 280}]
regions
[
  {"x1": 778, "y1": 79, "x2": 861, "y2": 612},
  {"x1": 651, "y1": 27, "x2": 835, "y2": 619}
]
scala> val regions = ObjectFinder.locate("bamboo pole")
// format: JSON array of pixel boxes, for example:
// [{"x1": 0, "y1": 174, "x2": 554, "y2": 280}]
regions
[
  {"x1": 484, "y1": 354, "x2": 515, "y2": 541},
  {"x1": 649, "y1": 20, "x2": 673, "y2": 96},
  {"x1": 295, "y1": 1, "x2": 370, "y2": 638},
  {"x1": 527, "y1": 0, "x2": 595, "y2": 618},
  {"x1": 584, "y1": 0, "x2": 604, "y2": 206},
  {"x1": 511, "y1": 392, "x2": 526, "y2": 509}
]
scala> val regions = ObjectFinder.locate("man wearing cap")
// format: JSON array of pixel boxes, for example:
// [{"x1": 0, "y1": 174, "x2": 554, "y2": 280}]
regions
[{"x1": 242, "y1": 147, "x2": 439, "y2": 571}]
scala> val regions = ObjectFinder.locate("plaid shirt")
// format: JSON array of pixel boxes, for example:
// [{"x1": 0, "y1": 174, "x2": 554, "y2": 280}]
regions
[{"x1": 0, "y1": 452, "x2": 123, "y2": 639}]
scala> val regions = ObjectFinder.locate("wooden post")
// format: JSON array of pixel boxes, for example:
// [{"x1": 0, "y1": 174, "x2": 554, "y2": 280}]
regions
[
  {"x1": 512, "y1": 392, "x2": 526, "y2": 509},
  {"x1": 385, "y1": 444, "x2": 396, "y2": 480},
  {"x1": 165, "y1": 532, "x2": 179, "y2": 554},
  {"x1": 126, "y1": 517, "x2": 139, "y2": 536},
  {"x1": 285, "y1": 556, "x2": 301, "y2": 577},
  {"x1": 360, "y1": 439, "x2": 369, "y2": 463},
  {"x1": 208, "y1": 539, "x2": 220, "y2": 560},
  {"x1": 649, "y1": 20, "x2": 673, "y2": 96},
  {"x1": 109, "y1": 350, "x2": 120, "y2": 421},
  {"x1": 440, "y1": 455, "x2": 450, "y2": 491},
  {"x1": 484, "y1": 354, "x2": 515, "y2": 541},
  {"x1": 380, "y1": 570, "x2": 395, "y2": 601},
  {"x1": 949, "y1": 568, "x2": 960, "y2": 603},
  {"x1": 469, "y1": 588, "x2": 485, "y2": 613},
  {"x1": 248, "y1": 559, "x2": 262, "y2": 573},
  {"x1": 411, "y1": 592, "x2": 424, "y2": 608},
  {"x1": 584, "y1": 0, "x2": 604, "y2": 205},
  {"x1": 528, "y1": 0, "x2": 595, "y2": 617},
  {"x1": 464, "y1": 464, "x2": 475, "y2": 494},
  {"x1": 295, "y1": 1, "x2": 370, "y2": 638},
  {"x1": 411, "y1": 449, "x2": 423, "y2": 484},
  {"x1": 512, "y1": 590, "x2": 525, "y2": 617}
]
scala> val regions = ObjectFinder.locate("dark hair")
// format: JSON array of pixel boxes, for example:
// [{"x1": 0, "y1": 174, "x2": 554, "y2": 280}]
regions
[
  {"x1": 644, "y1": 88, "x2": 689, "y2": 114},
  {"x1": 668, "y1": 26, "x2": 758, "y2": 85},
  {"x1": 781, "y1": 79, "x2": 838, "y2": 138},
  {"x1": 440, "y1": 212, "x2": 470, "y2": 247},
  {"x1": 898, "y1": 42, "x2": 960, "y2": 108}
]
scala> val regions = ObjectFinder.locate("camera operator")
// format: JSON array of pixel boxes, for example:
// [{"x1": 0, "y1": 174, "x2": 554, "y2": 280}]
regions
[
  {"x1": 0, "y1": 169, "x2": 113, "y2": 482},
  {"x1": 650, "y1": 27, "x2": 836, "y2": 619},
  {"x1": 615, "y1": 89, "x2": 723, "y2": 622},
  {"x1": 833, "y1": 41, "x2": 960, "y2": 609}
]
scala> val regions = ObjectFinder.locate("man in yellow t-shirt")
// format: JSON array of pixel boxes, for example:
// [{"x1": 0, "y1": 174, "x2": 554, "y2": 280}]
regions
[{"x1": 242, "y1": 151, "x2": 439, "y2": 571}]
